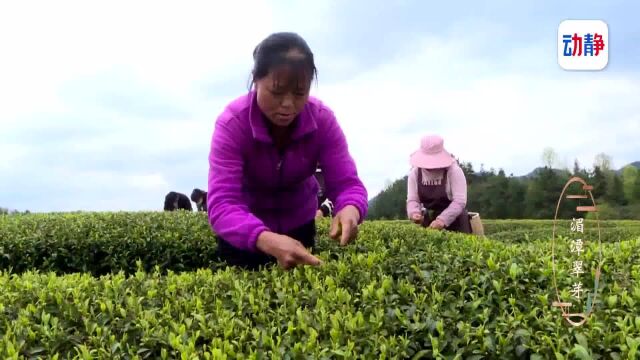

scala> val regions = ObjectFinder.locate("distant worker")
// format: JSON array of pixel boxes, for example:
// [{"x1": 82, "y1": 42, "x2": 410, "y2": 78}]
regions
[
  {"x1": 406, "y1": 134, "x2": 472, "y2": 233},
  {"x1": 190, "y1": 188, "x2": 208, "y2": 212},
  {"x1": 314, "y1": 165, "x2": 334, "y2": 219},
  {"x1": 164, "y1": 191, "x2": 193, "y2": 212}
]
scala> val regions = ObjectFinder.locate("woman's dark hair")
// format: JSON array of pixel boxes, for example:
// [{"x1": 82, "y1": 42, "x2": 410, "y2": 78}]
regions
[{"x1": 248, "y1": 32, "x2": 318, "y2": 90}]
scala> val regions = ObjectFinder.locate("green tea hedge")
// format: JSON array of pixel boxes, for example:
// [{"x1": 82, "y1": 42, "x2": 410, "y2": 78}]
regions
[
  {"x1": 0, "y1": 212, "x2": 221, "y2": 275},
  {"x1": 1, "y1": 215, "x2": 639, "y2": 358},
  {"x1": 482, "y1": 219, "x2": 640, "y2": 234},
  {"x1": 2, "y1": 212, "x2": 639, "y2": 276},
  {"x1": 482, "y1": 219, "x2": 640, "y2": 244}
]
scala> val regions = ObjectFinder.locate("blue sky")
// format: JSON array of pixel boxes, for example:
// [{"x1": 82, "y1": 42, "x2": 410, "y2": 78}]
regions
[{"x1": 1, "y1": 0, "x2": 638, "y2": 212}]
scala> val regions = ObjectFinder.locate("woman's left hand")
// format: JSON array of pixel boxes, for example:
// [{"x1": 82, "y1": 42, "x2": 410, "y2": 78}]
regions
[
  {"x1": 429, "y1": 218, "x2": 446, "y2": 230},
  {"x1": 330, "y1": 205, "x2": 360, "y2": 246}
]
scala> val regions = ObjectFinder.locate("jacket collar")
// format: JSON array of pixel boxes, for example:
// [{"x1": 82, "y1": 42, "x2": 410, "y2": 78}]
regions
[{"x1": 248, "y1": 90, "x2": 318, "y2": 143}]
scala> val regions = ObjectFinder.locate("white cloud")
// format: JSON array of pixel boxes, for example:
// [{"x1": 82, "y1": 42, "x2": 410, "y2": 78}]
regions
[
  {"x1": 1, "y1": 1, "x2": 638, "y2": 211},
  {"x1": 5, "y1": 167, "x2": 173, "y2": 212},
  {"x1": 127, "y1": 173, "x2": 170, "y2": 191},
  {"x1": 0, "y1": 144, "x2": 30, "y2": 173},
  {"x1": 0, "y1": 0, "x2": 275, "y2": 135}
]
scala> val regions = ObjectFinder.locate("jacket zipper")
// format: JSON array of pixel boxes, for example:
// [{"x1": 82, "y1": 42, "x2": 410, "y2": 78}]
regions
[{"x1": 275, "y1": 147, "x2": 286, "y2": 233}]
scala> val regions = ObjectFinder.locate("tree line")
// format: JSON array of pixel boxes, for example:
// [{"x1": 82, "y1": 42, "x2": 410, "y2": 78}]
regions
[
  {"x1": 4, "y1": 149, "x2": 639, "y2": 220},
  {"x1": 367, "y1": 149, "x2": 640, "y2": 221},
  {"x1": 0, "y1": 207, "x2": 31, "y2": 215}
]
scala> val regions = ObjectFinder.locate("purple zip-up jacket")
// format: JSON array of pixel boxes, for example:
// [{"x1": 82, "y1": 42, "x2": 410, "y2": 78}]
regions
[{"x1": 207, "y1": 91, "x2": 368, "y2": 252}]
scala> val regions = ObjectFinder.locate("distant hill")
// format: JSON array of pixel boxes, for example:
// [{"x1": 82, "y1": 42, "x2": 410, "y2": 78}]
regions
[
  {"x1": 616, "y1": 161, "x2": 640, "y2": 174},
  {"x1": 519, "y1": 167, "x2": 568, "y2": 179},
  {"x1": 1, "y1": 207, "x2": 30, "y2": 215},
  {"x1": 520, "y1": 161, "x2": 640, "y2": 178}
]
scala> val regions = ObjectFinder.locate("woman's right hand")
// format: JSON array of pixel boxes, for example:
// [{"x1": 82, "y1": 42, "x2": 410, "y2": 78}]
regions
[
  {"x1": 410, "y1": 212, "x2": 424, "y2": 224},
  {"x1": 256, "y1": 231, "x2": 322, "y2": 270}
]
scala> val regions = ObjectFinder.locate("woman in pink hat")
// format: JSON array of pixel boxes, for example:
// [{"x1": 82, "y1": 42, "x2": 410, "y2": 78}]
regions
[{"x1": 406, "y1": 135, "x2": 472, "y2": 233}]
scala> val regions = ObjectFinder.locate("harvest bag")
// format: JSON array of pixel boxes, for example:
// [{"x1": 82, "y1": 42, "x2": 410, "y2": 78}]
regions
[{"x1": 468, "y1": 212, "x2": 485, "y2": 237}]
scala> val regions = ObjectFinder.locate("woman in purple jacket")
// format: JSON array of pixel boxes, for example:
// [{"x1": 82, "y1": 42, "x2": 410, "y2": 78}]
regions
[{"x1": 207, "y1": 32, "x2": 368, "y2": 270}]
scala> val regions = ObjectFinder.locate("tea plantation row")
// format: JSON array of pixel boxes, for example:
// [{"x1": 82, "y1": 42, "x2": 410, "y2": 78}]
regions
[
  {"x1": 0, "y1": 212, "x2": 639, "y2": 358},
  {"x1": 1, "y1": 212, "x2": 638, "y2": 276}
]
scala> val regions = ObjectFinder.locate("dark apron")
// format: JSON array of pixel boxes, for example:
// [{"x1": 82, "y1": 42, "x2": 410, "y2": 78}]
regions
[{"x1": 417, "y1": 168, "x2": 472, "y2": 233}]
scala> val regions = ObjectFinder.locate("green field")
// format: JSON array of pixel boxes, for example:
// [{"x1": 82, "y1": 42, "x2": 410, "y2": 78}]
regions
[{"x1": 1, "y1": 212, "x2": 639, "y2": 359}]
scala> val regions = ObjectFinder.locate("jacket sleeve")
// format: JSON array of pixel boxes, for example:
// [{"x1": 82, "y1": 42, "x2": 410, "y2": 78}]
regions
[
  {"x1": 207, "y1": 114, "x2": 270, "y2": 252},
  {"x1": 406, "y1": 167, "x2": 422, "y2": 218},
  {"x1": 317, "y1": 108, "x2": 368, "y2": 222},
  {"x1": 436, "y1": 164, "x2": 467, "y2": 226}
]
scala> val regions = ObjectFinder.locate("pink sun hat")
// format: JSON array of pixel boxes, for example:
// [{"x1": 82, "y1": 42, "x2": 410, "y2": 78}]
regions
[{"x1": 409, "y1": 134, "x2": 455, "y2": 169}]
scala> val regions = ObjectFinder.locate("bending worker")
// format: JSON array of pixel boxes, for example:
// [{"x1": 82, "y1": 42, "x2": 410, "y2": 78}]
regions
[
  {"x1": 206, "y1": 32, "x2": 368, "y2": 270},
  {"x1": 314, "y1": 165, "x2": 335, "y2": 219},
  {"x1": 406, "y1": 134, "x2": 472, "y2": 233}
]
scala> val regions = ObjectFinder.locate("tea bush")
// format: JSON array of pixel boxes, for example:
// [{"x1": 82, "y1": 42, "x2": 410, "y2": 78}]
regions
[
  {"x1": 1, "y1": 212, "x2": 639, "y2": 358},
  {"x1": 2, "y1": 212, "x2": 638, "y2": 276},
  {"x1": 482, "y1": 219, "x2": 640, "y2": 244},
  {"x1": 0, "y1": 211, "x2": 221, "y2": 275}
]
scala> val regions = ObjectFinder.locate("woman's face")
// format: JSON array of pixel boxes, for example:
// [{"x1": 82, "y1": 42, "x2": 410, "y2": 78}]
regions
[{"x1": 255, "y1": 64, "x2": 311, "y2": 128}]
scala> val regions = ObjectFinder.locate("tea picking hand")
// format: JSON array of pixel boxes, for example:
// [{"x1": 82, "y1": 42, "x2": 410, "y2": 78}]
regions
[
  {"x1": 330, "y1": 205, "x2": 360, "y2": 246},
  {"x1": 429, "y1": 218, "x2": 446, "y2": 230},
  {"x1": 256, "y1": 232, "x2": 322, "y2": 270},
  {"x1": 410, "y1": 212, "x2": 423, "y2": 224}
]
